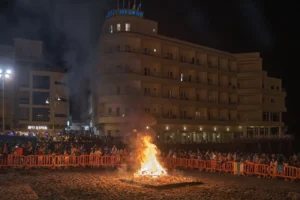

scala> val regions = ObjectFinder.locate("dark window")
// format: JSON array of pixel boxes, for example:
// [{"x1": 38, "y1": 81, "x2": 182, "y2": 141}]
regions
[
  {"x1": 263, "y1": 112, "x2": 269, "y2": 121},
  {"x1": 32, "y1": 92, "x2": 50, "y2": 105},
  {"x1": 108, "y1": 108, "x2": 112, "y2": 114},
  {"x1": 54, "y1": 81, "x2": 67, "y2": 86},
  {"x1": 32, "y1": 108, "x2": 50, "y2": 121},
  {"x1": 276, "y1": 86, "x2": 279, "y2": 90},
  {"x1": 55, "y1": 114, "x2": 67, "y2": 118},
  {"x1": 271, "y1": 98, "x2": 275, "y2": 103},
  {"x1": 18, "y1": 107, "x2": 29, "y2": 120},
  {"x1": 271, "y1": 86, "x2": 274, "y2": 90},
  {"x1": 32, "y1": 75, "x2": 50, "y2": 89},
  {"x1": 116, "y1": 107, "x2": 120, "y2": 116},
  {"x1": 19, "y1": 70, "x2": 30, "y2": 87},
  {"x1": 116, "y1": 86, "x2": 120, "y2": 94},
  {"x1": 19, "y1": 91, "x2": 29, "y2": 104}
]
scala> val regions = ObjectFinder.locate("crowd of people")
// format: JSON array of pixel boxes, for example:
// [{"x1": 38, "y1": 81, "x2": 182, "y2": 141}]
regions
[
  {"x1": 164, "y1": 149, "x2": 300, "y2": 168},
  {"x1": 1, "y1": 135, "x2": 300, "y2": 169}
]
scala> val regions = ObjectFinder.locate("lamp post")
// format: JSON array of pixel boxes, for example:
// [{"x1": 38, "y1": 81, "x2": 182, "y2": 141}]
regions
[
  {"x1": 46, "y1": 95, "x2": 61, "y2": 135},
  {"x1": 0, "y1": 69, "x2": 12, "y2": 134}
]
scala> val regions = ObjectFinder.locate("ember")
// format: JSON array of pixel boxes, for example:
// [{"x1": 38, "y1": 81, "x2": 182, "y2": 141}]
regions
[{"x1": 134, "y1": 136, "x2": 167, "y2": 178}]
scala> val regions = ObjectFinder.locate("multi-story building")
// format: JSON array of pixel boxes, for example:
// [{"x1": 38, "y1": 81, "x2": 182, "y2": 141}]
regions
[
  {"x1": 0, "y1": 38, "x2": 69, "y2": 135},
  {"x1": 91, "y1": 8, "x2": 287, "y2": 143}
]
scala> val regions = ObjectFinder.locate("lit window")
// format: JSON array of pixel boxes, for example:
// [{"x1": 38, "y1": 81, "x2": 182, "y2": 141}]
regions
[
  {"x1": 110, "y1": 25, "x2": 113, "y2": 33},
  {"x1": 125, "y1": 23, "x2": 130, "y2": 31},
  {"x1": 117, "y1": 23, "x2": 121, "y2": 31},
  {"x1": 153, "y1": 28, "x2": 156, "y2": 32},
  {"x1": 180, "y1": 73, "x2": 184, "y2": 82},
  {"x1": 153, "y1": 49, "x2": 156, "y2": 52}
]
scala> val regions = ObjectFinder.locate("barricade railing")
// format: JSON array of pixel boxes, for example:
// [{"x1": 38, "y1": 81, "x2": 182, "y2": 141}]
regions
[{"x1": 0, "y1": 155, "x2": 299, "y2": 181}]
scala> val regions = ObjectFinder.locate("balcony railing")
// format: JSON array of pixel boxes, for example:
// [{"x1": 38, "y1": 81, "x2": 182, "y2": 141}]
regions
[{"x1": 105, "y1": 46, "x2": 237, "y2": 73}]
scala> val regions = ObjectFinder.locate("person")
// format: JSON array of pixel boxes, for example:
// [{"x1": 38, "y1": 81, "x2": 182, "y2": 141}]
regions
[{"x1": 1, "y1": 143, "x2": 8, "y2": 165}]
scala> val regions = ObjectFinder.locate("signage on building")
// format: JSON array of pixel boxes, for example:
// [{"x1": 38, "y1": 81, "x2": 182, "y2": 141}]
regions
[
  {"x1": 28, "y1": 126, "x2": 48, "y2": 130},
  {"x1": 106, "y1": 9, "x2": 143, "y2": 19}
]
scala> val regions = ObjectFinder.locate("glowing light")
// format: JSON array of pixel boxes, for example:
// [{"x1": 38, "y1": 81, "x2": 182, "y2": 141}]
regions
[
  {"x1": 183, "y1": 126, "x2": 186, "y2": 131},
  {"x1": 166, "y1": 126, "x2": 169, "y2": 130},
  {"x1": 45, "y1": 99, "x2": 49, "y2": 104},
  {"x1": 6, "y1": 70, "x2": 11, "y2": 74},
  {"x1": 5, "y1": 74, "x2": 9, "y2": 78},
  {"x1": 146, "y1": 126, "x2": 149, "y2": 130},
  {"x1": 153, "y1": 49, "x2": 156, "y2": 52},
  {"x1": 239, "y1": 126, "x2": 242, "y2": 129},
  {"x1": 226, "y1": 127, "x2": 230, "y2": 132},
  {"x1": 214, "y1": 127, "x2": 217, "y2": 131},
  {"x1": 134, "y1": 136, "x2": 167, "y2": 178},
  {"x1": 57, "y1": 96, "x2": 61, "y2": 101},
  {"x1": 199, "y1": 127, "x2": 203, "y2": 131}
]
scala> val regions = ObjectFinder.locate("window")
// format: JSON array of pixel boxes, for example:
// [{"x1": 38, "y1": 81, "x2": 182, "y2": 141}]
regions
[
  {"x1": 144, "y1": 68, "x2": 150, "y2": 75},
  {"x1": 153, "y1": 28, "x2": 156, "y2": 32},
  {"x1": 108, "y1": 108, "x2": 112, "y2": 114},
  {"x1": 18, "y1": 107, "x2": 29, "y2": 120},
  {"x1": 143, "y1": 48, "x2": 150, "y2": 54},
  {"x1": 271, "y1": 86, "x2": 274, "y2": 90},
  {"x1": 110, "y1": 25, "x2": 113, "y2": 33},
  {"x1": 153, "y1": 48, "x2": 156, "y2": 52},
  {"x1": 55, "y1": 114, "x2": 67, "y2": 118},
  {"x1": 117, "y1": 23, "x2": 121, "y2": 31},
  {"x1": 144, "y1": 88, "x2": 150, "y2": 95},
  {"x1": 32, "y1": 92, "x2": 50, "y2": 105},
  {"x1": 188, "y1": 75, "x2": 192, "y2": 82},
  {"x1": 116, "y1": 107, "x2": 120, "y2": 116},
  {"x1": 270, "y1": 112, "x2": 280, "y2": 122},
  {"x1": 180, "y1": 73, "x2": 184, "y2": 82},
  {"x1": 271, "y1": 98, "x2": 275, "y2": 103},
  {"x1": 54, "y1": 81, "x2": 67, "y2": 86},
  {"x1": 32, "y1": 75, "x2": 50, "y2": 89},
  {"x1": 180, "y1": 110, "x2": 187, "y2": 118},
  {"x1": 144, "y1": 108, "x2": 150, "y2": 113},
  {"x1": 180, "y1": 91, "x2": 187, "y2": 99},
  {"x1": 168, "y1": 71, "x2": 173, "y2": 78},
  {"x1": 125, "y1": 23, "x2": 130, "y2": 31},
  {"x1": 276, "y1": 86, "x2": 279, "y2": 90},
  {"x1": 32, "y1": 108, "x2": 50, "y2": 122},
  {"x1": 263, "y1": 112, "x2": 269, "y2": 121},
  {"x1": 19, "y1": 91, "x2": 29, "y2": 104}
]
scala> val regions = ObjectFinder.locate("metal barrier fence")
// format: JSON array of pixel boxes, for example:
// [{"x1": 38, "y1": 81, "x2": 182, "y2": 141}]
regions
[{"x1": 0, "y1": 155, "x2": 299, "y2": 181}]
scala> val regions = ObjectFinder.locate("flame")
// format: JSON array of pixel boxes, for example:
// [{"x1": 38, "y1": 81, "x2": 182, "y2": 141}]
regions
[{"x1": 134, "y1": 136, "x2": 167, "y2": 178}]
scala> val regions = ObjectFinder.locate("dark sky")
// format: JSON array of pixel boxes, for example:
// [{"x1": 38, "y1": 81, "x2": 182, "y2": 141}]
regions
[{"x1": 0, "y1": 0, "x2": 298, "y2": 140}]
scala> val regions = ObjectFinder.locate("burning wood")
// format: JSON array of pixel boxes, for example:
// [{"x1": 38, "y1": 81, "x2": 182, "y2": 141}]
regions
[{"x1": 134, "y1": 136, "x2": 167, "y2": 178}]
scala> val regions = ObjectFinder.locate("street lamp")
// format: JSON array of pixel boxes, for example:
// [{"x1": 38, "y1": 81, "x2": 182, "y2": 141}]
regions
[
  {"x1": 45, "y1": 94, "x2": 61, "y2": 135},
  {"x1": 0, "y1": 69, "x2": 12, "y2": 134}
]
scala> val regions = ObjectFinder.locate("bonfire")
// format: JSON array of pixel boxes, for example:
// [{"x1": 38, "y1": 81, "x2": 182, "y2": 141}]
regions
[{"x1": 134, "y1": 136, "x2": 167, "y2": 178}]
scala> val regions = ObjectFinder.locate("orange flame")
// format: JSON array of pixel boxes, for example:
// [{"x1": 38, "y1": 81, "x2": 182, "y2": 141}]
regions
[{"x1": 134, "y1": 136, "x2": 167, "y2": 178}]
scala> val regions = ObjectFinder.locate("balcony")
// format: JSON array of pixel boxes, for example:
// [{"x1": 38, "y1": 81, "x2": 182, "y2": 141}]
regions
[
  {"x1": 234, "y1": 134, "x2": 294, "y2": 141},
  {"x1": 104, "y1": 44, "x2": 235, "y2": 75}
]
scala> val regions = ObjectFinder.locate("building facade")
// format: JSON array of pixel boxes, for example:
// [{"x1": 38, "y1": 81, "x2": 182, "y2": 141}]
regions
[
  {"x1": 0, "y1": 38, "x2": 69, "y2": 135},
  {"x1": 92, "y1": 9, "x2": 287, "y2": 143}
]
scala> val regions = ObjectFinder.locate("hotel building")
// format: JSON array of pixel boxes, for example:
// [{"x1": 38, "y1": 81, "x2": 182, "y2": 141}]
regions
[
  {"x1": 92, "y1": 9, "x2": 287, "y2": 143},
  {"x1": 0, "y1": 39, "x2": 69, "y2": 135}
]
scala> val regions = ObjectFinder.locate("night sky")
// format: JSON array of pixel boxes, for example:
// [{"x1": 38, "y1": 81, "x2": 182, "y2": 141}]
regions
[{"x1": 0, "y1": 0, "x2": 298, "y2": 142}]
